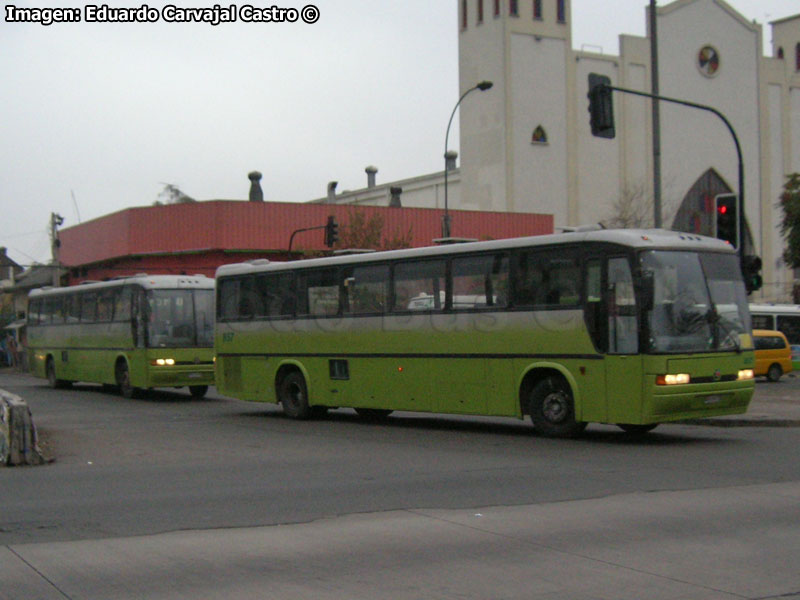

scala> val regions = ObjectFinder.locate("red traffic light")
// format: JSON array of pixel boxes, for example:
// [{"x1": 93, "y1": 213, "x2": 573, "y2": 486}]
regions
[{"x1": 718, "y1": 205, "x2": 728, "y2": 215}]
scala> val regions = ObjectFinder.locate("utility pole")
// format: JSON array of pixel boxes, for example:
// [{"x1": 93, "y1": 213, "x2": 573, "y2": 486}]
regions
[
  {"x1": 49, "y1": 212, "x2": 64, "y2": 287},
  {"x1": 650, "y1": 0, "x2": 662, "y2": 228}
]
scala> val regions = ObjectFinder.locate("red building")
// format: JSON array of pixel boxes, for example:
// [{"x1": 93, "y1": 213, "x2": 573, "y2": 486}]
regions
[{"x1": 58, "y1": 200, "x2": 553, "y2": 283}]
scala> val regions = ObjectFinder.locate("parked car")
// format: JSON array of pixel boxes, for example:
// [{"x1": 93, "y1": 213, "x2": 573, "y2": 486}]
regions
[{"x1": 752, "y1": 329, "x2": 793, "y2": 382}]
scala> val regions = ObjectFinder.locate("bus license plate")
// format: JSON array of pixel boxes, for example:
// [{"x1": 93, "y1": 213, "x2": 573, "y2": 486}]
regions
[
  {"x1": 703, "y1": 395, "x2": 721, "y2": 405},
  {"x1": 189, "y1": 372, "x2": 202, "y2": 379}
]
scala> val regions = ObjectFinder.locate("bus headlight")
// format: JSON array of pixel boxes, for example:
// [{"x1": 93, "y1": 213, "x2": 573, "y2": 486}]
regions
[
  {"x1": 656, "y1": 373, "x2": 691, "y2": 385},
  {"x1": 151, "y1": 358, "x2": 176, "y2": 366},
  {"x1": 737, "y1": 369, "x2": 754, "y2": 381}
]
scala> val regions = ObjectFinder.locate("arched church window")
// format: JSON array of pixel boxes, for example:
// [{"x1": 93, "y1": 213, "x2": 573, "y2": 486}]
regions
[
  {"x1": 477, "y1": 0, "x2": 483, "y2": 23},
  {"x1": 510, "y1": 0, "x2": 519, "y2": 17},
  {"x1": 796, "y1": 43, "x2": 800, "y2": 71},
  {"x1": 777, "y1": 47, "x2": 784, "y2": 60},
  {"x1": 533, "y1": 0, "x2": 542, "y2": 19},
  {"x1": 461, "y1": 0, "x2": 468, "y2": 29},
  {"x1": 531, "y1": 125, "x2": 548, "y2": 144},
  {"x1": 556, "y1": 0, "x2": 565, "y2": 23},
  {"x1": 494, "y1": 0, "x2": 500, "y2": 17}
]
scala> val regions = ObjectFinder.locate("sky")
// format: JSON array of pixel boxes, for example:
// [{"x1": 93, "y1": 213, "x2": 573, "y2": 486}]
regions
[{"x1": 1, "y1": 0, "x2": 798, "y2": 267}]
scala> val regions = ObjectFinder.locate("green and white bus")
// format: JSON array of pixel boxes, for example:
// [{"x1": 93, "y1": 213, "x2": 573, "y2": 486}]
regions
[
  {"x1": 28, "y1": 275, "x2": 215, "y2": 398},
  {"x1": 214, "y1": 229, "x2": 755, "y2": 436}
]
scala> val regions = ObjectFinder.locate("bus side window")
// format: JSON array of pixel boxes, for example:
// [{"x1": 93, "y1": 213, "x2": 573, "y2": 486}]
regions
[
  {"x1": 50, "y1": 296, "x2": 64, "y2": 324},
  {"x1": 97, "y1": 290, "x2": 115, "y2": 322},
  {"x1": 239, "y1": 276, "x2": 257, "y2": 319},
  {"x1": 115, "y1": 287, "x2": 132, "y2": 322},
  {"x1": 584, "y1": 259, "x2": 605, "y2": 351},
  {"x1": 27, "y1": 299, "x2": 41, "y2": 325},
  {"x1": 80, "y1": 293, "x2": 97, "y2": 323},
  {"x1": 392, "y1": 260, "x2": 446, "y2": 312},
  {"x1": 608, "y1": 257, "x2": 638, "y2": 354},
  {"x1": 68, "y1": 294, "x2": 82, "y2": 323},
  {"x1": 218, "y1": 279, "x2": 241, "y2": 321},
  {"x1": 514, "y1": 249, "x2": 580, "y2": 308},
  {"x1": 451, "y1": 254, "x2": 508, "y2": 309},
  {"x1": 297, "y1": 269, "x2": 340, "y2": 317},
  {"x1": 344, "y1": 264, "x2": 389, "y2": 315},
  {"x1": 776, "y1": 315, "x2": 800, "y2": 345},
  {"x1": 751, "y1": 314, "x2": 773, "y2": 330}
]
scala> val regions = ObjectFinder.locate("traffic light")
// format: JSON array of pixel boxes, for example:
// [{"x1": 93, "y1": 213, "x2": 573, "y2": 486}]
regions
[
  {"x1": 741, "y1": 254, "x2": 763, "y2": 294},
  {"x1": 324, "y1": 215, "x2": 339, "y2": 248},
  {"x1": 714, "y1": 194, "x2": 738, "y2": 249},
  {"x1": 587, "y1": 73, "x2": 615, "y2": 138}
]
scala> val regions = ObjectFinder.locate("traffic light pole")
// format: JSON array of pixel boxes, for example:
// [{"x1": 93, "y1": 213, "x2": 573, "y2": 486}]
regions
[
  {"x1": 287, "y1": 225, "x2": 326, "y2": 256},
  {"x1": 602, "y1": 83, "x2": 745, "y2": 256}
]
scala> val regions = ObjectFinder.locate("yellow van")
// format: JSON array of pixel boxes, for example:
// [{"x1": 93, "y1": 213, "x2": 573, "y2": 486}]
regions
[{"x1": 752, "y1": 329, "x2": 793, "y2": 382}]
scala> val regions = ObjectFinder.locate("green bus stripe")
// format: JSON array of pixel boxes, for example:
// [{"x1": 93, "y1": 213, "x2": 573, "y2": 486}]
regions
[{"x1": 217, "y1": 352, "x2": 604, "y2": 360}]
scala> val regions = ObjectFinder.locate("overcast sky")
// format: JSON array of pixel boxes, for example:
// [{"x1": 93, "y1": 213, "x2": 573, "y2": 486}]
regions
[{"x1": 1, "y1": 0, "x2": 797, "y2": 266}]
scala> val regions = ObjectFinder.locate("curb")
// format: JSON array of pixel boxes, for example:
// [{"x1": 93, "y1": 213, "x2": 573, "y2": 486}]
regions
[
  {"x1": 680, "y1": 417, "x2": 800, "y2": 428},
  {"x1": 0, "y1": 388, "x2": 46, "y2": 466}
]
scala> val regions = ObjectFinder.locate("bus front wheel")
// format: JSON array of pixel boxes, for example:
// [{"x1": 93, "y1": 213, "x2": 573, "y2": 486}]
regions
[
  {"x1": 279, "y1": 371, "x2": 312, "y2": 420},
  {"x1": 528, "y1": 376, "x2": 586, "y2": 438},
  {"x1": 46, "y1": 357, "x2": 70, "y2": 389}
]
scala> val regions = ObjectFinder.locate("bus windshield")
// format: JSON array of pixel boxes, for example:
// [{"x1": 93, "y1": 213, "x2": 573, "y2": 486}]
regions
[
  {"x1": 643, "y1": 250, "x2": 750, "y2": 354},
  {"x1": 147, "y1": 289, "x2": 214, "y2": 348}
]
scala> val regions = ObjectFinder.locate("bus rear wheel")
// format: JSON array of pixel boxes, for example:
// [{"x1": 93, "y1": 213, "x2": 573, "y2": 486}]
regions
[
  {"x1": 279, "y1": 371, "x2": 312, "y2": 420},
  {"x1": 528, "y1": 376, "x2": 586, "y2": 438}
]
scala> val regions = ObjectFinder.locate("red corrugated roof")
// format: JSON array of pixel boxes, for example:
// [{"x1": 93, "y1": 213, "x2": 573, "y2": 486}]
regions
[{"x1": 59, "y1": 201, "x2": 553, "y2": 266}]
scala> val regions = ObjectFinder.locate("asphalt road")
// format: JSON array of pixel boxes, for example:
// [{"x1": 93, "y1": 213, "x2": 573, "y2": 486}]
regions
[{"x1": 2, "y1": 371, "x2": 800, "y2": 599}]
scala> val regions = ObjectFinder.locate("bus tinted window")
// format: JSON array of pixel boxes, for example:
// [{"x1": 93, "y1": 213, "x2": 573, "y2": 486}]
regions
[
  {"x1": 298, "y1": 269, "x2": 339, "y2": 316},
  {"x1": 751, "y1": 314, "x2": 774, "y2": 330},
  {"x1": 451, "y1": 254, "x2": 509, "y2": 309},
  {"x1": 81, "y1": 293, "x2": 97, "y2": 322},
  {"x1": 218, "y1": 278, "x2": 241, "y2": 321},
  {"x1": 97, "y1": 290, "x2": 115, "y2": 322},
  {"x1": 344, "y1": 264, "x2": 389, "y2": 315},
  {"x1": 255, "y1": 272, "x2": 296, "y2": 318},
  {"x1": 67, "y1": 294, "x2": 81, "y2": 323},
  {"x1": 776, "y1": 315, "x2": 800, "y2": 345},
  {"x1": 393, "y1": 260, "x2": 446, "y2": 311},
  {"x1": 114, "y1": 287, "x2": 132, "y2": 322},
  {"x1": 515, "y1": 249, "x2": 580, "y2": 307}
]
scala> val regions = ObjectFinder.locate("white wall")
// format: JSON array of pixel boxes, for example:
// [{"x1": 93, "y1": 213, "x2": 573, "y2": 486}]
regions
[
  {"x1": 658, "y1": 1, "x2": 762, "y2": 246},
  {"x1": 510, "y1": 34, "x2": 569, "y2": 225}
]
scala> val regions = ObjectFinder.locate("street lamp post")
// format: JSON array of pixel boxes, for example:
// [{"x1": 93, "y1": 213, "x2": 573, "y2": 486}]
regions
[{"x1": 442, "y1": 80, "x2": 493, "y2": 239}]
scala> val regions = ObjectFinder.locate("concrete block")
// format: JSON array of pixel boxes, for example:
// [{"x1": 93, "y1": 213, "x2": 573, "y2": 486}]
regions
[{"x1": 0, "y1": 388, "x2": 46, "y2": 466}]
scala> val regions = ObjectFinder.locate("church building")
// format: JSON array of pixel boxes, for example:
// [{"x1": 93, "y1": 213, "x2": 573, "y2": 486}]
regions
[{"x1": 326, "y1": 0, "x2": 800, "y2": 302}]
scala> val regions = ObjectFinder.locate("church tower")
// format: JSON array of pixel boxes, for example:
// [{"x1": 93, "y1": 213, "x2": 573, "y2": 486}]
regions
[{"x1": 457, "y1": 0, "x2": 576, "y2": 226}]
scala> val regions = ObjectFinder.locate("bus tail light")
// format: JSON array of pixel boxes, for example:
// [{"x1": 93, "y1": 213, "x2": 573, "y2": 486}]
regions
[{"x1": 656, "y1": 373, "x2": 690, "y2": 385}]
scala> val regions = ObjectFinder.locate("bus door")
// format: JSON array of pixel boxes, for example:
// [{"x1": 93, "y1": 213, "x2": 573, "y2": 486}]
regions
[{"x1": 605, "y1": 256, "x2": 644, "y2": 423}]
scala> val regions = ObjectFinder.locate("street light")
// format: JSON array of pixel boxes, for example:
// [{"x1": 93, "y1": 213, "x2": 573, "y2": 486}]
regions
[{"x1": 442, "y1": 80, "x2": 493, "y2": 239}]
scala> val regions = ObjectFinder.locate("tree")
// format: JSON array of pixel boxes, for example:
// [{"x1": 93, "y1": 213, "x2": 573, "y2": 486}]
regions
[
  {"x1": 154, "y1": 184, "x2": 195, "y2": 205},
  {"x1": 779, "y1": 173, "x2": 800, "y2": 269},
  {"x1": 603, "y1": 183, "x2": 678, "y2": 230},
  {"x1": 335, "y1": 208, "x2": 412, "y2": 251}
]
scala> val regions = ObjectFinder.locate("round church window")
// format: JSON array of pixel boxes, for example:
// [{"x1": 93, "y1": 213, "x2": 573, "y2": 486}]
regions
[{"x1": 697, "y1": 45, "x2": 720, "y2": 77}]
